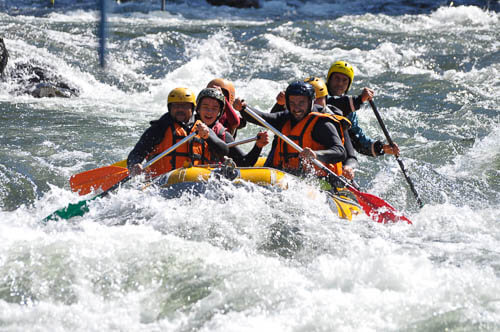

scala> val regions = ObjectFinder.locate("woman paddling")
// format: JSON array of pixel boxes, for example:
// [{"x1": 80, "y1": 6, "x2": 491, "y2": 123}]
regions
[{"x1": 195, "y1": 88, "x2": 269, "y2": 167}]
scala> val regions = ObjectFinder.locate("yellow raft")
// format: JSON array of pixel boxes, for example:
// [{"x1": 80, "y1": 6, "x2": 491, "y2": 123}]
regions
[{"x1": 154, "y1": 160, "x2": 361, "y2": 221}]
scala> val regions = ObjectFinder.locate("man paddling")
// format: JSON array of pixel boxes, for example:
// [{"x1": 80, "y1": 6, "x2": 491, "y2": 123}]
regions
[
  {"x1": 127, "y1": 87, "x2": 228, "y2": 177},
  {"x1": 261, "y1": 77, "x2": 358, "y2": 179},
  {"x1": 194, "y1": 87, "x2": 269, "y2": 167},
  {"x1": 239, "y1": 81, "x2": 352, "y2": 180},
  {"x1": 326, "y1": 60, "x2": 399, "y2": 158},
  {"x1": 305, "y1": 76, "x2": 358, "y2": 179}
]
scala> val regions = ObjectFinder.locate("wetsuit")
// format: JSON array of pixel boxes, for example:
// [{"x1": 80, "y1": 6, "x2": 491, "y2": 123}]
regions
[
  {"x1": 327, "y1": 95, "x2": 385, "y2": 157},
  {"x1": 218, "y1": 99, "x2": 240, "y2": 133}
]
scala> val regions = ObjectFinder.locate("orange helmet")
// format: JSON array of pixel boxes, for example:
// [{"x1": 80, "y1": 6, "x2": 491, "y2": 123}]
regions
[{"x1": 207, "y1": 78, "x2": 235, "y2": 105}]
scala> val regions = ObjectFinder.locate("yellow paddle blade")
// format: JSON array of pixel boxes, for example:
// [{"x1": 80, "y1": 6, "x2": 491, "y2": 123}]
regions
[{"x1": 111, "y1": 159, "x2": 127, "y2": 167}]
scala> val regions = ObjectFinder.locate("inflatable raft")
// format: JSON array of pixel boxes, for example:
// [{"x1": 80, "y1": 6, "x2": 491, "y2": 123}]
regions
[{"x1": 153, "y1": 160, "x2": 361, "y2": 220}]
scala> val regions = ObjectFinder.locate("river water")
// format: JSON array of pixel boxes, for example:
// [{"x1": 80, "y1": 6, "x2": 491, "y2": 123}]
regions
[{"x1": 1, "y1": 0, "x2": 499, "y2": 331}]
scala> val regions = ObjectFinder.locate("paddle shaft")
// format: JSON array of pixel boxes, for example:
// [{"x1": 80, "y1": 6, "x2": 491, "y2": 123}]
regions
[
  {"x1": 144, "y1": 132, "x2": 197, "y2": 168},
  {"x1": 227, "y1": 136, "x2": 258, "y2": 148},
  {"x1": 369, "y1": 100, "x2": 424, "y2": 208},
  {"x1": 102, "y1": 131, "x2": 198, "y2": 194}
]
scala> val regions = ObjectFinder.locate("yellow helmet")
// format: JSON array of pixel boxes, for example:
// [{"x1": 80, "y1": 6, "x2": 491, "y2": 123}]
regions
[
  {"x1": 167, "y1": 87, "x2": 196, "y2": 110},
  {"x1": 304, "y1": 76, "x2": 328, "y2": 98},
  {"x1": 327, "y1": 60, "x2": 355, "y2": 93}
]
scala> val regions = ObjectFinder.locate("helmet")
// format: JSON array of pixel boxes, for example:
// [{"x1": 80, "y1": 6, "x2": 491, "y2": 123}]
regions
[
  {"x1": 304, "y1": 76, "x2": 328, "y2": 98},
  {"x1": 167, "y1": 87, "x2": 196, "y2": 111},
  {"x1": 207, "y1": 78, "x2": 235, "y2": 105},
  {"x1": 285, "y1": 81, "x2": 316, "y2": 112},
  {"x1": 196, "y1": 88, "x2": 226, "y2": 119},
  {"x1": 327, "y1": 60, "x2": 355, "y2": 93}
]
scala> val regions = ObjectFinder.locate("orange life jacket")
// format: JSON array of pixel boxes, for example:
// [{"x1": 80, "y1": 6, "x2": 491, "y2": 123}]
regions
[
  {"x1": 146, "y1": 120, "x2": 210, "y2": 177},
  {"x1": 271, "y1": 112, "x2": 349, "y2": 176}
]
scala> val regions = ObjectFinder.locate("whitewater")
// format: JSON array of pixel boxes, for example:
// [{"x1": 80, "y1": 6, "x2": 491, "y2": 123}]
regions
[{"x1": 0, "y1": 0, "x2": 499, "y2": 331}]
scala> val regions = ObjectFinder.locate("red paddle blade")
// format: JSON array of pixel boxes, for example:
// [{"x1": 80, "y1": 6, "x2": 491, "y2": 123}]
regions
[
  {"x1": 70, "y1": 166, "x2": 129, "y2": 195},
  {"x1": 348, "y1": 187, "x2": 413, "y2": 224}
]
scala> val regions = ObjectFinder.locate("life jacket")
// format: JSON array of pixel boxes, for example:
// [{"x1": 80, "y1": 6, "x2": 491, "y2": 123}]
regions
[
  {"x1": 197, "y1": 120, "x2": 228, "y2": 164},
  {"x1": 271, "y1": 112, "x2": 350, "y2": 176},
  {"x1": 145, "y1": 120, "x2": 209, "y2": 177}
]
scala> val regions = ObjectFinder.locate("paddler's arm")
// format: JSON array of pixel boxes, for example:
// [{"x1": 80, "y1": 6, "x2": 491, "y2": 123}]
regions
[
  {"x1": 270, "y1": 103, "x2": 286, "y2": 114},
  {"x1": 204, "y1": 127, "x2": 230, "y2": 156},
  {"x1": 227, "y1": 131, "x2": 269, "y2": 167},
  {"x1": 347, "y1": 112, "x2": 382, "y2": 157},
  {"x1": 327, "y1": 88, "x2": 375, "y2": 117},
  {"x1": 326, "y1": 95, "x2": 362, "y2": 117},
  {"x1": 341, "y1": 127, "x2": 358, "y2": 180},
  {"x1": 343, "y1": 130, "x2": 358, "y2": 169},
  {"x1": 239, "y1": 106, "x2": 288, "y2": 129},
  {"x1": 222, "y1": 101, "x2": 240, "y2": 132},
  {"x1": 127, "y1": 121, "x2": 166, "y2": 170},
  {"x1": 309, "y1": 118, "x2": 346, "y2": 165}
]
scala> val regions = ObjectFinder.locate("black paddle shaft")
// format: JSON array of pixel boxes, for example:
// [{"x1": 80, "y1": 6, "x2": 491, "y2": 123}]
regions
[{"x1": 369, "y1": 100, "x2": 424, "y2": 208}]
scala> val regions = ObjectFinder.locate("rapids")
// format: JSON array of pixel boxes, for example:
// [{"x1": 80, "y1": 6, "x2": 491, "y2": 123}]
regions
[{"x1": 1, "y1": 0, "x2": 499, "y2": 331}]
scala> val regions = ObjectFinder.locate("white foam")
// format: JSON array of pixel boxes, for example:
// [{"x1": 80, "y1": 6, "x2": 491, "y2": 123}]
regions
[{"x1": 438, "y1": 126, "x2": 500, "y2": 179}]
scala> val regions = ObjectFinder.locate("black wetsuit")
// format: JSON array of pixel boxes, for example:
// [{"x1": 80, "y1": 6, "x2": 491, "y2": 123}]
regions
[
  {"x1": 327, "y1": 95, "x2": 385, "y2": 157},
  {"x1": 326, "y1": 95, "x2": 364, "y2": 117},
  {"x1": 127, "y1": 113, "x2": 229, "y2": 169}
]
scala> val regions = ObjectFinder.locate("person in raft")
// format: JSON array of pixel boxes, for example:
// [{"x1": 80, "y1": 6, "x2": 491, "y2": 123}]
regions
[
  {"x1": 127, "y1": 87, "x2": 229, "y2": 177},
  {"x1": 206, "y1": 78, "x2": 247, "y2": 136},
  {"x1": 194, "y1": 87, "x2": 269, "y2": 167},
  {"x1": 325, "y1": 60, "x2": 400, "y2": 158},
  {"x1": 263, "y1": 77, "x2": 358, "y2": 179},
  {"x1": 238, "y1": 81, "x2": 353, "y2": 180}
]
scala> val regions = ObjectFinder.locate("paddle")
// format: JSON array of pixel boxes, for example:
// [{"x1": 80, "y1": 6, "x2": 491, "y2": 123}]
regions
[
  {"x1": 244, "y1": 105, "x2": 413, "y2": 224},
  {"x1": 44, "y1": 132, "x2": 197, "y2": 222},
  {"x1": 227, "y1": 135, "x2": 257, "y2": 148},
  {"x1": 369, "y1": 100, "x2": 424, "y2": 208},
  {"x1": 70, "y1": 135, "x2": 259, "y2": 195}
]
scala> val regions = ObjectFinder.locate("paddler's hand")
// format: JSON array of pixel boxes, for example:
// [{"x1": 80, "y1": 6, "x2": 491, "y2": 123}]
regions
[
  {"x1": 276, "y1": 91, "x2": 286, "y2": 106},
  {"x1": 383, "y1": 143, "x2": 400, "y2": 156},
  {"x1": 360, "y1": 87, "x2": 375, "y2": 103},
  {"x1": 233, "y1": 97, "x2": 247, "y2": 111},
  {"x1": 342, "y1": 165, "x2": 355, "y2": 180},
  {"x1": 256, "y1": 131, "x2": 269, "y2": 148},
  {"x1": 196, "y1": 122, "x2": 210, "y2": 140},
  {"x1": 299, "y1": 147, "x2": 317, "y2": 161},
  {"x1": 128, "y1": 164, "x2": 143, "y2": 177}
]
